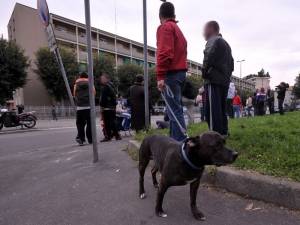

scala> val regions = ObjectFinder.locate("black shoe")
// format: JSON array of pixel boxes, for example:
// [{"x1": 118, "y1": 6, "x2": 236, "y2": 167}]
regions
[
  {"x1": 115, "y1": 136, "x2": 122, "y2": 141},
  {"x1": 100, "y1": 138, "x2": 111, "y2": 143},
  {"x1": 76, "y1": 138, "x2": 84, "y2": 146}
]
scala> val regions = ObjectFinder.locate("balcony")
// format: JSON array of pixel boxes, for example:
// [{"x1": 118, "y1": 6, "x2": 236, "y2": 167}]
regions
[{"x1": 54, "y1": 28, "x2": 77, "y2": 43}]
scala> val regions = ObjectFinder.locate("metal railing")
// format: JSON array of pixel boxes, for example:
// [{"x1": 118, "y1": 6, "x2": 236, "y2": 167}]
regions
[{"x1": 25, "y1": 106, "x2": 101, "y2": 120}]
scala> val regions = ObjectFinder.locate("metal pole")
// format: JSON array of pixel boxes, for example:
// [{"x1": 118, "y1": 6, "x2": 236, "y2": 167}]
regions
[
  {"x1": 84, "y1": 0, "x2": 99, "y2": 163},
  {"x1": 54, "y1": 47, "x2": 75, "y2": 108},
  {"x1": 143, "y1": 0, "x2": 150, "y2": 129}
]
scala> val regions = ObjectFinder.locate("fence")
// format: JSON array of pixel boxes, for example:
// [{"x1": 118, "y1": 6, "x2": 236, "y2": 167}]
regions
[{"x1": 25, "y1": 106, "x2": 101, "y2": 120}]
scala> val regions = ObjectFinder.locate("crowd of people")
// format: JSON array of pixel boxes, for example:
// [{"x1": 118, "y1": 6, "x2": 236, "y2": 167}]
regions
[{"x1": 72, "y1": 2, "x2": 290, "y2": 146}]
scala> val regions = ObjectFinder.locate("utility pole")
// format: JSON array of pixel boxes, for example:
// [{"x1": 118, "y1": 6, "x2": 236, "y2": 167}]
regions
[
  {"x1": 237, "y1": 59, "x2": 245, "y2": 90},
  {"x1": 84, "y1": 0, "x2": 99, "y2": 163},
  {"x1": 143, "y1": 0, "x2": 149, "y2": 129}
]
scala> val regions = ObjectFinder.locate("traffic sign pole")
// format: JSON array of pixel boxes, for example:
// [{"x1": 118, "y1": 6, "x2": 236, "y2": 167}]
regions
[
  {"x1": 37, "y1": 0, "x2": 75, "y2": 109},
  {"x1": 143, "y1": 0, "x2": 150, "y2": 130},
  {"x1": 84, "y1": 0, "x2": 99, "y2": 163}
]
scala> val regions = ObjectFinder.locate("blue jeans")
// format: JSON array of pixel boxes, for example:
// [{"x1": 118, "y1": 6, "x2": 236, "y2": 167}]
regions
[
  {"x1": 233, "y1": 105, "x2": 241, "y2": 118},
  {"x1": 164, "y1": 71, "x2": 187, "y2": 142}
]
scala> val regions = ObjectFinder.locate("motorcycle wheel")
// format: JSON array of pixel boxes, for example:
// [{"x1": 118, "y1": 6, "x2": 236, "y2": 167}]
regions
[{"x1": 22, "y1": 116, "x2": 36, "y2": 129}]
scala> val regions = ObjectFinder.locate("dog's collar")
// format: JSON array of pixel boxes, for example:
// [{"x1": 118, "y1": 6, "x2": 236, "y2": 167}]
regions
[{"x1": 181, "y1": 143, "x2": 202, "y2": 170}]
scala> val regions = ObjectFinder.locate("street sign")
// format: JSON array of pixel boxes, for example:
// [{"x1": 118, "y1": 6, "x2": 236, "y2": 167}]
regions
[
  {"x1": 37, "y1": 0, "x2": 50, "y2": 27},
  {"x1": 46, "y1": 25, "x2": 57, "y2": 52}
]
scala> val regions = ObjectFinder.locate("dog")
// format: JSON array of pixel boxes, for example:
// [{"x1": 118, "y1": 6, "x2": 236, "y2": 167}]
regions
[{"x1": 138, "y1": 131, "x2": 238, "y2": 220}]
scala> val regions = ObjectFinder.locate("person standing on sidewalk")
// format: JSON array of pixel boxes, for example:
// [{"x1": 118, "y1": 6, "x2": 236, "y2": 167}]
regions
[
  {"x1": 73, "y1": 72, "x2": 93, "y2": 146},
  {"x1": 232, "y1": 91, "x2": 242, "y2": 118},
  {"x1": 202, "y1": 21, "x2": 234, "y2": 136},
  {"x1": 156, "y1": 1, "x2": 188, "y2": 142},
  {"x1": 99, "y1": 73, "x2": 121, "y2": 142},
  {"x1": 129, "y1": 75, "x2": 148, "y2": 132}
]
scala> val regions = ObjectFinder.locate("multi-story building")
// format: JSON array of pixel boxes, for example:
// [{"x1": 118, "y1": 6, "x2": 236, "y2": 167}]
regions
[
  {"x1": 8, "y1": 3, "x2": 202, "y2": 106},
  {"x1": 231, "y1": 75, "x2": 256, "y2": 93},
  {"x1": 244, "y1": 76, "x2": 271, "y2": 91}
]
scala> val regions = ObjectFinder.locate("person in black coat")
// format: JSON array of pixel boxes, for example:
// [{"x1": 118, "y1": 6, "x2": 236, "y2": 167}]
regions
[
  {"x1": 99, "y1": 73, "x2": 121, "y2": 142},
  {"x1": 276, "y1": 82, "x2": 289, "y2": 115},
  {"x1": 202, "y1": 21, "x2": 234, "y2": 136},
  {"x1": 128, "y1": 75, "x2": 149, "y2": 132}
]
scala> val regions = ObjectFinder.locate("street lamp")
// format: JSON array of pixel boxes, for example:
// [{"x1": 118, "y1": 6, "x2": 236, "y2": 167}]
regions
[{"x1": 237, "y1": 59, "x2": 246, "y2": 90}]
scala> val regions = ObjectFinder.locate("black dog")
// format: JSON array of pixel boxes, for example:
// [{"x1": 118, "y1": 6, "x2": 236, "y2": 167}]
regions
[{"x1": 138, "y1": 131, "x2": 238, "y2": 220}]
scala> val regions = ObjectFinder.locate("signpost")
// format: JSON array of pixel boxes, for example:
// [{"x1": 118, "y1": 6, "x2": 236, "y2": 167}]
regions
[
  {"x1": 37, "y1": 0, "x2": 75, "y2": 108},
  {"x1": 84, "y1": 0, "x2": 99, "y2": 163},
  {"x1": 143, "y1": 0, "x2": 150, "y2": 130},
  {"x1": 37, "y1": 0, "x2": 99, "y2": 163}
]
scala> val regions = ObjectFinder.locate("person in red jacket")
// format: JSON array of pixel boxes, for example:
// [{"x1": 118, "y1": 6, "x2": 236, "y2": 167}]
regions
[
  {"x1": 156, "y1": 2, "x2": 188, "y2": 142},
  {"x1": 232, "y1": 91, "x2": 242, "y2": 118}
]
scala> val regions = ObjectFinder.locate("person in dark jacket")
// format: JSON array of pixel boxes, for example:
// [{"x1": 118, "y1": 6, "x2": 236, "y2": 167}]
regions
[
  {"x1": 266, "y1": 89, "x2": 275, "y2": 114},
  {"x1": 156, "y1": 2, "x2": 187, "y2": 142},
  {"x1": 276, "y1": 82, "x2": 289, "y2": 115},
  {"x1": 73, "y1": 72, "x2": 94, "y2": 145},
  {"x1": 129, "y1": 75, "x2": 148, "y2": 132},
  {"x1": 202, "y1": 21, "x2": 234, "y2": 136},
  {"x1": 99, "y1": 73, "x2": 121, "y2": 142}
]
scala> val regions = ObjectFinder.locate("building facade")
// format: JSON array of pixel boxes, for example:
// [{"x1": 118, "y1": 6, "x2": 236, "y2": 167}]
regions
[
  {"x1": 244, "y1": 76, "x2": 271, "y2": 91},
  {"x1": 8, "y1": 3, "x2": 202, "y2": 106},
  {"x1": 232, "y1": 75, "x2": 256, "y2": 93}
]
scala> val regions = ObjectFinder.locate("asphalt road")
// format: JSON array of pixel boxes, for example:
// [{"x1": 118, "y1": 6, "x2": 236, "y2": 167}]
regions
[{"x1": 0, "y1": 123, "x2": 299, "y2": 225}]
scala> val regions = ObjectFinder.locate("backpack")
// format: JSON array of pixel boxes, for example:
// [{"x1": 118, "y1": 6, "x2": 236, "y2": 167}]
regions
[{"x1": 182, "y1": 80, "x2": 198, "y2": 100}]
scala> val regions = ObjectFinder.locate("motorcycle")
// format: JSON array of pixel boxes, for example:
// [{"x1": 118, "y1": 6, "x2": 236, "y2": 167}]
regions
[{"x1": 0, "y1": 109, "x2": 37, "y2": 130}]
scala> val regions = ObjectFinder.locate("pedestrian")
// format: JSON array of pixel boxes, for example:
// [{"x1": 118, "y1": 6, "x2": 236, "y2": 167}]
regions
[
  {"x1": 232, "y1": 91, "x2": 242, "y2": 118},
  {"x1": 276, "y1": 82, "x2": 289, "y2": 115},
  {"x1": 256, "y1": 88, "x2": 267, "y2": 116},
  {"x1": 156, "y1": 1, "x2": 187, "y2": 142},
  {"x1": 226, "y1": 81, "x2": 235, "y2": 118},
  {"x1": 246, "y1": 96, "x2": 253, "y2": 117},
  {"x1": 266, "y1": 89, "x2": 275, "y2": 114},
  {"x1": 196, "y1": 87, "x2": 205, "y2": 122},
  {"x1": 73, "y1": 72, "x2": 94, "y2": 146},
  {"x1": 129, "y1": 75, "x2": 148, "y2": 132},
  {"x1": 182, "y1": 79, "x2": 198, "y2": 125},
  {"x1": 252, "y1": 89, "x2": 259, "y2": 116},
  {"x1": 51, "y1": 104, "x2": 58, "y2": 121},
  {"x1": 202, "y1": 21, "x2": 234, "y2": 136},
  {"x1": 99, "y1": 73, "x2": 121, "y2": 142}
]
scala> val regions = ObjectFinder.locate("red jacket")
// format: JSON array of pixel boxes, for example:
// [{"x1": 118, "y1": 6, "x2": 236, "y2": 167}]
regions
[
  {"x1": 232, "y1": 95, "x2": 242, "y2": 106},
  {"x1": 156, "y1": 19, "x2": 188, "y2": 81}
]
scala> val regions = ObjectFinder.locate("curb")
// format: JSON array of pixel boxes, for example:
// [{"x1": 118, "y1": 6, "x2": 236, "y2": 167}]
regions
[{"x1": 127, "y1": 140, "x2": 300, "y2": 210}]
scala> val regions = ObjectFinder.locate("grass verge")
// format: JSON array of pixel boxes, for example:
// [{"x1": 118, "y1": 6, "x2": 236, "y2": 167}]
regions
[{"x1": 135, "y1": 112, "x2": 300, "y2": 182}]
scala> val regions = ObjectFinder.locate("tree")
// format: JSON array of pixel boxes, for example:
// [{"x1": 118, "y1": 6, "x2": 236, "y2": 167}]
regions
[
  {"x1": 148, "y1": 67, "x2": 161, "y2": 105},
  {"x1": 35, "y1": 47, "x2": 79, "y2": 102},
  {"x1": 186, "y1": 74, "x2": 203, "y2": 90},
  {"x1": 293, "y1": 73, "x2": 300, "y2": 99},
  {"x1": 116, "y1": 63, "x2": 143, "y2": 96},
  {"x1": 0, "y1": 38, "x2": 29, "y2": 104},
  {"x1": 244, "y1": 68, "x2": 270, "y2": 80}
]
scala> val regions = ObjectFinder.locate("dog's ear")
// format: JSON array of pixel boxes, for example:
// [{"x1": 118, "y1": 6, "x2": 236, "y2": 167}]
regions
[{"x1": 186, "y1": 136, "x2": 201, "y2": 148}]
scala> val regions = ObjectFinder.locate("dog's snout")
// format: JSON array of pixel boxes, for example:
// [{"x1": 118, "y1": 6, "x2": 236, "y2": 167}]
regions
[{"x1": 232, "y1": 151, "x2": 239, "y2": 161}]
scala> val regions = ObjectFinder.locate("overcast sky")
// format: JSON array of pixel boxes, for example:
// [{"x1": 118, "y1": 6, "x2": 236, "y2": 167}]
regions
[{"x1": 1, "y1": 0, "x2": 300, "y2": 87}]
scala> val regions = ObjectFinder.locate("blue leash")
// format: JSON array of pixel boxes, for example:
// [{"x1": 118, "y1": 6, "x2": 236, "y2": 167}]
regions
[{"x1": 161, "y1": 85, "x2": 188, "y2": 138}]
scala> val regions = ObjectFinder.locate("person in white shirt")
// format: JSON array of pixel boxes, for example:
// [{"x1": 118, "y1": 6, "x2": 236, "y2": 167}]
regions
[{"x1": 226, "y1": 81, "x2": 235, "y2": 118}]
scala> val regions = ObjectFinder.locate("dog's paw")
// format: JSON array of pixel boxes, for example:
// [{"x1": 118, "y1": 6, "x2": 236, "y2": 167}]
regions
[
  {"x1": 140, "y1": 193, "x2": 146, "y2": 199},
  {"x1": 192, "y1": 209, "x2": 206, "y2": 221},
  {"x1": 156, "y1": 210, "x2": 167, "y2": 218}
]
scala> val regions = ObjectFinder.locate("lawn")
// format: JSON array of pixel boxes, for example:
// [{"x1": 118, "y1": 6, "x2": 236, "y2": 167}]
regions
[{"x1": 135, "y1": 112, "x2": 300, "y2": 182}]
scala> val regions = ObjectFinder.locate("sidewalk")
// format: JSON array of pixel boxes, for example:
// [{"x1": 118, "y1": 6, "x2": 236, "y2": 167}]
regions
[{"x1": 0, "y1": 136, "x2": 299, "y2": 225}]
